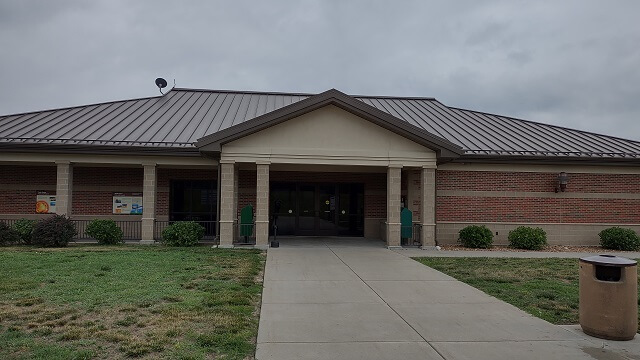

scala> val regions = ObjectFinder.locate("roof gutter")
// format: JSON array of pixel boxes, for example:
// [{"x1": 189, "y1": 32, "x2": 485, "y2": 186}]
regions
[
  {"x1": 0, "y1": 142, "x2": 202, "y2": 157},
  {"x1": 455, "y1": 154, "x2": 640, "y2": 166}
]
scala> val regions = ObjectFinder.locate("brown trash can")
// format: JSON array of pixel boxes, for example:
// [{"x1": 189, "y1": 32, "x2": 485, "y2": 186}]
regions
[{"x1": 579, "y1": 255, "x2": 637, "y2": 340}]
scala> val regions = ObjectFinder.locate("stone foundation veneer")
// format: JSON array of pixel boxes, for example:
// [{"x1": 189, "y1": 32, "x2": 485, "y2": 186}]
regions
[{"x1": 436, "y1": 222, "x2": 640, "y2": 246}]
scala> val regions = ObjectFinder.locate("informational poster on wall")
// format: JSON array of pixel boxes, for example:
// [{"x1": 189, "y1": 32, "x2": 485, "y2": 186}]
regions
[
  {"x1": 112, "y1": 192, "x2": 143, "y2": 214},
  {"x1": 35, "y1": 191, "x2": 57, "y2": 214}
]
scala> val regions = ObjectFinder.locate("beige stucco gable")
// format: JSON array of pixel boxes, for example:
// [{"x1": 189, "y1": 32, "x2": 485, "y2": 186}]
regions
[{"x1": 221, "y1": 105, "x2": 436, "y2": 167}]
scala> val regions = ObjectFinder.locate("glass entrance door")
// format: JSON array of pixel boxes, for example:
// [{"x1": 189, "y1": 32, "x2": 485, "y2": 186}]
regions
[
  {"x1": 337, "y1": 183, "x2": 364, "y2": 236},
  {"x1": 297, "y1": 184, "x2": 316, "y2": 235},
  {"x1": 270, "y1": 182, "x2": 364, "y2": 237},
  {"x1": 317, "y1": 184, "x2": 337, "y2": 236}
]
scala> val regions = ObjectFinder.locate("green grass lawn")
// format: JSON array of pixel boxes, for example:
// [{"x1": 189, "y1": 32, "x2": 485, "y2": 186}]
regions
[
  {"x1": 0, "y1": 245, "x2": 265, "y2": 360},
  {"x1": 414, "y1": 257, "x2": 639, "y2": 331}
]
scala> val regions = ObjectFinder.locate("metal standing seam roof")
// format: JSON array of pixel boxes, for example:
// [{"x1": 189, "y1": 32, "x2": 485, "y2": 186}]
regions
[{"x1": 1, "y1": 87, "x2": 639, "y2": 159}]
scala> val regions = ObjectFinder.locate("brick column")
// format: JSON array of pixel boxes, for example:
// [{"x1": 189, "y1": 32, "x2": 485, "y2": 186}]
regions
[
  {"x1": 219, "y1": 161, "x2": 236, "y2": 248},
  {"x1": 386, "y1": 165, "x2": 402, "y2": 247},
  {"x1": 255, "y1": 162, "x2": 270, "y2": 249},
  {"x1": 421, "y1": 166, "x2": 437, "y2": 249},
  {"x1": 140, "y1": 163, "x2": 157, "y2": 244},
  {"x1": 55, "y1": 161, "x2": 73, "y2": 216}
]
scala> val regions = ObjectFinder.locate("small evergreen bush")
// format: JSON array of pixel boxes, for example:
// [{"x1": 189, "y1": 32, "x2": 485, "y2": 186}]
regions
[
  {"x1": 508, "y1": 226, "x2": 547, "y2": 250},
  {"x1": 458, "y1": 225, "x2": 493, "y2": 248},
  {"x1": 599, "y1": 227, "x2": 640, "y2": 251},
  {"x1": 161, "y1": 221, "x2": 205, "y2": 247},
  {"x1": 12, "y1": 218, "x2": 36, "y2": 244},
  {"x1": 0, "y1": 222, "x2": 21, "y2": 245},
  {"x1": 32, "y1": 215, "x2": 77, "y2": 247},
  {"x1": 86, "y1": 219, "x2": 124, "y2": 245}
]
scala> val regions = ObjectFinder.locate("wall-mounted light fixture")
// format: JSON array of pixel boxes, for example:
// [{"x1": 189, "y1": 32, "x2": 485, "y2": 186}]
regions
[{"x1": 555, "y1": 172, "x2": 569, "y2": 193}]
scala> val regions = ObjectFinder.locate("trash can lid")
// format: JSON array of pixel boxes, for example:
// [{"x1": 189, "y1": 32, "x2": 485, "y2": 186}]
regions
[{"x1": 579, "y1": 254, "x2": 637, "y2": 267}]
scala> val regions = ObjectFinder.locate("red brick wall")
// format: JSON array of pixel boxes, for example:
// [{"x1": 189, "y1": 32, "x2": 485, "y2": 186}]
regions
[
  {"x1": 437, "y1": 170, "x2": 640, "y2": 193},
  {"x1": 238, "y1": 170, "x2": 257, "y2": 215},
  {"x1": 437, "y1": 170, "x2": 640, "y2": 223},
  {"x1": 238, "y1": 171, "x2": 386, "y2": 218},
  {"x1": 0, "y1": 165, "x2": 56, "y2": 185},
  {"x1": 73, "y1": 167, "x2": 144, "y2": 215},
  {"x1": 0, "y1": 165, "x2": 56, "y2": 214}
]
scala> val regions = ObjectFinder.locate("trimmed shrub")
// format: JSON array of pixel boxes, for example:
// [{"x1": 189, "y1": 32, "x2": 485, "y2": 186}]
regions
[
  {"x1": 458, "y1": 225, "x2": 493, "y2": 249},
  {"x1": 86, "y1": 219, "x2": 124, "y2": 245},
  {"x1": 12, "y1": 218, "x2": 36, "y2": 244},
  {"x1": 0, "y1": 222, "x2": 21, "y2": 245},
  {"x1": 599, "y1": 227, "x2": 640, "y2": 251},
  {"x1": 161, "y1": 221, "x2": 205, "y2": 247},
  {"x1": 32, "y1": 215, "x2": 77, "y2": 247},
  {"x1": 508, "y1": 226, "x2": 547, "y2": 250}
]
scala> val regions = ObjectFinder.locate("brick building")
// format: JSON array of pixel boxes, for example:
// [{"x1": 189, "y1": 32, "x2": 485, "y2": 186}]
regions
[{"x1": 1, "y1": 88, "x2": 639, "y2": 248}]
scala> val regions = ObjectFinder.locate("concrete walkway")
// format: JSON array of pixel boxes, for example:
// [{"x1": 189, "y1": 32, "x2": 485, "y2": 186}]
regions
[{"x1": 256, "y1": 238, "x2": 639, "y2": 360}]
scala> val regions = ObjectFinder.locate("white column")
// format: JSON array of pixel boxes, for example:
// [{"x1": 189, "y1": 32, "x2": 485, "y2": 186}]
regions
[
  {"x1": 140, "y1": 163, "x2": 157, "y2": 244},
  {"x1": 421, "y1": 166, "x2": 437, "y2": 249},
  {"x1": 386, "y1": 165, "x2": 402, "y2": 247},
  {"x1": 55, "y1": 161, "x2": 73, "y2": 216},
  {"x1": 219, "y1": 161, "x2": 236, "y2": 248},
  {"x1": 255, "y1": 162, "x2": 270, "y2": 249}
]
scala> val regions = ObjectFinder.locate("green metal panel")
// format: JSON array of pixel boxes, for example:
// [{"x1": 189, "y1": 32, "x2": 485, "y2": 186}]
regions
[
  {"x1": 401, "y1": 207, "x2": 412, "y2": 238},
  {"x1": 240, "y1": 204, "x2": 254, "y2": 236}
]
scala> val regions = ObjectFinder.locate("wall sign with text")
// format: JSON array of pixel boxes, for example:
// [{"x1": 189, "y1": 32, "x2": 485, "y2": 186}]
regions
[
  {"x1": 36, "y1": 191, "x2": 57, "y2": 214},
  {"x1": 112, "y1": 193, "x2": 143, "y2": 214}
]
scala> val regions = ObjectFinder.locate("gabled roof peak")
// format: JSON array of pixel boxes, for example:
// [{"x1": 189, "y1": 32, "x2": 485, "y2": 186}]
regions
[{"x1": 196, "y1": 88, "x2": 463, "y2": 159}]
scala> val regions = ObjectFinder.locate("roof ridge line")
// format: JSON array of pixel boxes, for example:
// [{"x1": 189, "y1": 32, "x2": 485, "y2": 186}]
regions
[
  {"x1": 172, "y1": 87, "x2": 314, "y2": 97},
  {"x1": 352, "y1": 94, "x2": 437, "y2": 100},
  {"x1": 449, "y1": 106, "x2": 640, "y2": 145},
  {"x1": 173, "y1": 87, "x2": 437, "y2": 101}
]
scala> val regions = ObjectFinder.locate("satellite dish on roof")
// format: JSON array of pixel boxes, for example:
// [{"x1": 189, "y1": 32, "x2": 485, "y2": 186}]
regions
[{"x1": 155, "y1": 78, "x2": 168, "y2": 94}]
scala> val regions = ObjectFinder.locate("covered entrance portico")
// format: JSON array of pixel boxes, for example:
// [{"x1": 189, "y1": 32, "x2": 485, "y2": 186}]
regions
[{"x1": 196, "y1": 89, "x2": 463, "y2": 249}]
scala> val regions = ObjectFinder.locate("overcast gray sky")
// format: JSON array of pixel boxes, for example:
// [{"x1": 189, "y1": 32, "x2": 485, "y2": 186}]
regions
[{"x1": 1, "y1": 1, "x2": 639, "y2": 140}]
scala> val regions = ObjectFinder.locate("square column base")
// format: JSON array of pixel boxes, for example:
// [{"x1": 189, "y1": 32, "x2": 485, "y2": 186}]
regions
[
  {"x1": 141, "y1": 218, "x2": 155, "y2": 242},
  {"x1": 219, "y1": 221, "x2": 235, "y2": 247},
  {"x1": 139, "y1": 240, "x2": 156, "y2": 245},
  {"x1": 421, "y1": 224, "x2": 436, "y2": 249},
  {"x1": 386, "y1": 222, "x2": 401, "y2": 247},
  {"x1": 255, "y1": 221, "x2": 269, "y2": 247}
]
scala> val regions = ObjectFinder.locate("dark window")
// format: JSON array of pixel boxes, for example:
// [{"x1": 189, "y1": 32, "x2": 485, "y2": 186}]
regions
[{"x1": 170, "y1": 180, "x2": 217, "y2": 222}]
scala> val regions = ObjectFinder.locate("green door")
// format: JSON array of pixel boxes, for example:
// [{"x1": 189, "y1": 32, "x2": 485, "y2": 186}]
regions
[
  {"x1": 401, "y1": 208, "x2": 412, "y2": 239},
  {"x1": 240, "y1": 204, "x2": 254, "y2": 237}
]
